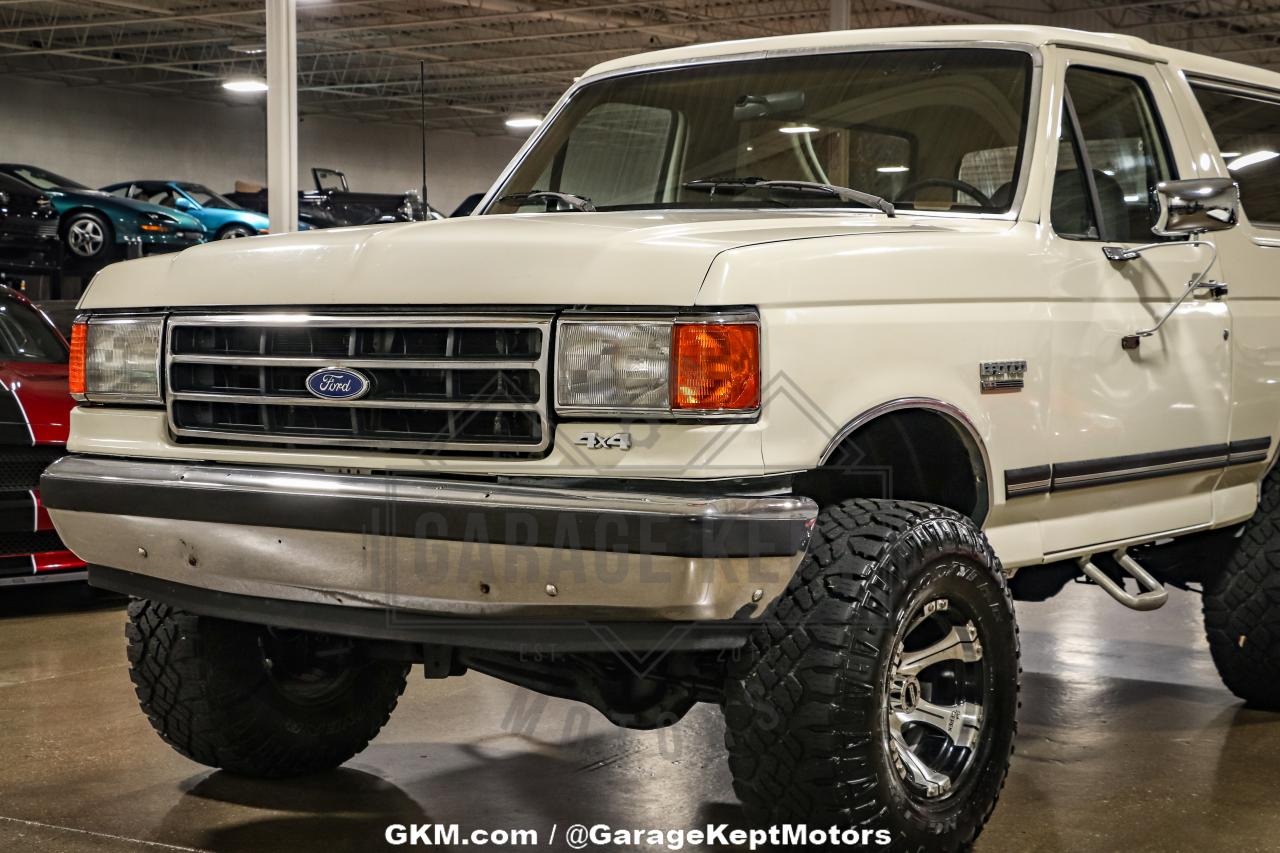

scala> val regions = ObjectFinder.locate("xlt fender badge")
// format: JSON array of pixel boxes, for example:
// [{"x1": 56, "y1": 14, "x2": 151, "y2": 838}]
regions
[
  {"x1": 980, "y1": 360, "x2": 1027, "y2": 393},
  {"x1": 575, "y1": 432, "x2": 632, "y2": 450}
]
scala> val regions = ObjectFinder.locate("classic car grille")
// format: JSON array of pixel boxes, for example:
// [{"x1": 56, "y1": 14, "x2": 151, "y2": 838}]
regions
[
  {"x1": 0, "y1": 529, "x2": 67, "y2": 557},
  {"x1": 0, "y1": 446, "x2": 64, "y2": 491},
  {"x1": 166, "y1": 314, "x2": 552, "y2": 454}
]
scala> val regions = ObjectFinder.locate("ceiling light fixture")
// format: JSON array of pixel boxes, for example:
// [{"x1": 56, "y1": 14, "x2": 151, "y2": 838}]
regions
[
  {"x1": 504, "y1": 115, "x2": 543, "y2": 130},
  {"x1": 1227, "y1": 150, "x2": 1278, "y2": 171},
  {"x1": 876, "y1": 165, "x2": 909, "y2": 173},
  {"x1": 779, "y1": 125, "x2": 819, "y2": 134},
  {"x1": 228, "y1": 44, "x2": 266, "y2": 55},
  {"x1": 222, "y1": 78, "x2": 268, "y2": 93}
]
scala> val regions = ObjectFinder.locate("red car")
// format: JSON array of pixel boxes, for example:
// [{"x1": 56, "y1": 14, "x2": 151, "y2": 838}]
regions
[{"x1": 0, "y1": 287, "x2": 82, "y2": 586}]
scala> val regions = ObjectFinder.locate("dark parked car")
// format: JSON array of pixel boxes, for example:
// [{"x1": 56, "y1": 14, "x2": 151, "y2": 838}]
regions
[
  {"x1": 451, "y1": 192, "x2": 486, "y2": 217},
  {"x1": 0, "y1": 173, "x2": 60, "y2": 277},
  {"x1": 0, "y1": 164, "x2": 206, "y2": 268},
  {"x1": 226, "y1": 167, "x2": 437, "y2": 228}
]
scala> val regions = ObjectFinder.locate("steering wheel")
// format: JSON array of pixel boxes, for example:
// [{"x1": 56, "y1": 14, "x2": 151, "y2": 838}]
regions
[{"x1": 894, "y1": 178, "x2": 993, "y2": 209}]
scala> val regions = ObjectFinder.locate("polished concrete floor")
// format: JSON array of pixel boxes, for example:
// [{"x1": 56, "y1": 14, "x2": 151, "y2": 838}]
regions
[{"x1": 0, "y1": 581, "x2": 1276, "y2": 852}]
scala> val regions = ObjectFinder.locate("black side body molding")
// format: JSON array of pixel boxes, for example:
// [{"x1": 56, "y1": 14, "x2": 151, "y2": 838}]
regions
[{"x1": 1004, "y1": 438, "x2": 1271, "y2": 499}]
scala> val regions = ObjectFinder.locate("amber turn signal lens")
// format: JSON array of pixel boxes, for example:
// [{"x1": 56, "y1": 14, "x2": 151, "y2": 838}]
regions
[
  {"x1": 671, "y1": 323, "x2": 760, "y2": 411},
  {"x1": 68, "y1": 322, "x2": 87, "y2": 397}
]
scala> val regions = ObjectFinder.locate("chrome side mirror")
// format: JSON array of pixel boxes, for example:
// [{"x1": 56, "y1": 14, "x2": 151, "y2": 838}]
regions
[{"x1": 1152, "y1": 177, "x2": 1239, "y2": 236}]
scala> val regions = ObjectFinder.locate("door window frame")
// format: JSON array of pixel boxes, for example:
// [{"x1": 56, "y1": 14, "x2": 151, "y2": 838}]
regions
[
  {"x1": 1054, "y1": 63, "x2": 1180, "y2": 243},
  {"x1": 1048, "y1": 51, "x2": 1197, "y2": 245}
]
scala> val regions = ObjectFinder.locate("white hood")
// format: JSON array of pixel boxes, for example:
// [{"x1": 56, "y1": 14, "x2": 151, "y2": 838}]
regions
[{"x1": 81, "y1": 210, "x2": 945, "y2": 309}]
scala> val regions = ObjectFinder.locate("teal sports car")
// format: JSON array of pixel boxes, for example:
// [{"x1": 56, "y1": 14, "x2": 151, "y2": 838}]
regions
[
  {"x1": 100, "y1": 180, "x2": 310, "y2": 239},
  {"x1": 0, "y1": 164, "x2": 207, "y2": 267}
]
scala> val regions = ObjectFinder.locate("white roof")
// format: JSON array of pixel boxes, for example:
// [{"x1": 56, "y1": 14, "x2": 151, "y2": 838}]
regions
[{"x1": 580, "y1": 24, "x2": 1280, "y2": 92}]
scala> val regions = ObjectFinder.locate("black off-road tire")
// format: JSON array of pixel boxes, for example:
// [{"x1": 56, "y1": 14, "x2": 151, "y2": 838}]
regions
[
  {"x1": 1204, "y1": 468, "x2": 1280, "y2": 709},
  {"x1": 723, "y1": 499, "x2": 1020, "y2": 852},
  {"x1": 126, "y1": 599, "x2": 410, "y2": 777}
]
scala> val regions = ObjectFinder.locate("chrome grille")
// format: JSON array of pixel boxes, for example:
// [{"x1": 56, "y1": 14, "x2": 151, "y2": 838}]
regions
[{"x1": 166, "y1": 314, "x2": 552, "y2": 454}]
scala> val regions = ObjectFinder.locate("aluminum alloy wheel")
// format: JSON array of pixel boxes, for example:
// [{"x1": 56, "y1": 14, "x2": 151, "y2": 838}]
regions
[
  {"x1": 66, "y1": 217, "x2": 106, "y2": 257},
  {"x1": 220, "y1": 228, "x2": 251, "y2": 239},
  {"x1": 885, "y1": 596, "x2": 986, "y2": 799}
]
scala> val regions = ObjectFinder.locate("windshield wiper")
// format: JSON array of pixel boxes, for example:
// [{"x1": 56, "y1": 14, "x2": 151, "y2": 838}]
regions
[
  {"x1": 497, "y1": 190, "x2": 596, "y2": 212},
  {"x1": 683, "y1": 177, "x2": 894, "y2": 217}
]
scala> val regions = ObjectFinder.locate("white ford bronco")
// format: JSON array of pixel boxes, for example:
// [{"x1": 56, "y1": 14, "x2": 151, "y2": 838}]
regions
[{"x1": 43, "y1": 24, "x2": 1280, "y2": 850}]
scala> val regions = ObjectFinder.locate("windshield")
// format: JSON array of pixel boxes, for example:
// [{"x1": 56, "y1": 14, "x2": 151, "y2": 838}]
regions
[
  {"x1": 3, "y1": 165, "x2": 89, "y2": 192},
  {"x1": 488, "y1": 48, "x2": 1033, "y2": 215},
  {"x1": 0, "y1": 297, "x2": 67, "y2": 363},
  {"x1": 177, "y1": 183, "x2": 241, "y2": 210},
  {"x1": 314, "y1": 168, "x2": 348, "y2": 191}
]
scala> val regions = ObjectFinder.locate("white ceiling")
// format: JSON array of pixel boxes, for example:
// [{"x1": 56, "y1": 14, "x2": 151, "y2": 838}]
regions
[{"x1": 2, "y1": 0, "x2": 1278, "y2": 134}]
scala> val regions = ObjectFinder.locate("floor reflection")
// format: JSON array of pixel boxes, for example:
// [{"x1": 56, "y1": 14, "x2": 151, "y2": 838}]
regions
[{"x1": 0, "y1": 581, "x2": 1276, "y2": 851}]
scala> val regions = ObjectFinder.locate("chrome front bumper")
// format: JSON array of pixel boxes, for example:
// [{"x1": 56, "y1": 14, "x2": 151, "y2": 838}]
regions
[{"x1": 42, "y1": 456, "x2": 816, "y2": 625}]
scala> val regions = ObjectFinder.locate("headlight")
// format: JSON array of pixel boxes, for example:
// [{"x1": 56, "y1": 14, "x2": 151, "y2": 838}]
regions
[
  {"x1": 69, "y1": 315, "x2": 164, "y2": 404},
  {"x1": 139, "y1": 213, "x2": 174, "y2": 233},
  {"x1": 557, "y1": 319, "x2": 672, "y2": 414},
  {"x1": 555, "y1": 313, "x2": 760, "y2": 419}
]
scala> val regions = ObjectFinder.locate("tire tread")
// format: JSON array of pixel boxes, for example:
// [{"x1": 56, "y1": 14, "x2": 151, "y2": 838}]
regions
[
  {"x1": 722, "y1": 499, "x2": 1019, "y2": 852},
  {"x1": 1203, "y1": 468, "x2": 1280, "y2": 708},
  {"x1": 126, "y1": 599, "x2": 409, "y2": 777}
]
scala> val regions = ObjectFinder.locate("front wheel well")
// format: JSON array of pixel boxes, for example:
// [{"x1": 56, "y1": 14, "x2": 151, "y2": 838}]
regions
[
  {"x1": 216, "y1": 222, "x2": 256, "y2": 237},
  {"x1": 793, "y1": 407, "x2": 989, "y2": 524}
]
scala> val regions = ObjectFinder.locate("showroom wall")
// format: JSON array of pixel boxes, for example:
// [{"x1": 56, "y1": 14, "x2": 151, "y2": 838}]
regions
[{"x1": 0, "y1": 77, "x2": 524, "y2": 214}]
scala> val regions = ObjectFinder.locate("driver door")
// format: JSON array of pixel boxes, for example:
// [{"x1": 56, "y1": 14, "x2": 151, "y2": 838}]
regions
[{"x1": 1037, "y1": 52, "x2": 1232, "y2": 554}]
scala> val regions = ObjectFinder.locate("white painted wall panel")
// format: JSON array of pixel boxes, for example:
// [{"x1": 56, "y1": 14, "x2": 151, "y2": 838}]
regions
[{"x1": 0, "y1": 77, "x2": 522, "y2": 214}]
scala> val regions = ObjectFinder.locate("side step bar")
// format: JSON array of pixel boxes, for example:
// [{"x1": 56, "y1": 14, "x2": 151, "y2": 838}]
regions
[{"x1": 1077, "y1": 548, "x2": 1169, "y2": 611}]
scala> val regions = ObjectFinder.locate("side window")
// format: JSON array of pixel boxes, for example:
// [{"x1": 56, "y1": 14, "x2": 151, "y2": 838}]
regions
[
  {"x1": 555, "y1": 102, "x2": 677, "y2": 206},
  {"x1": 1053, "y1": 67, "x2": 1175, "y2": 242},
  {"x1": 1192, "y1": 84, "x2": 1280, "y2": 228},
  {"x1": 1051, "y1": 105, "x2": 1100, "y2": 240}
]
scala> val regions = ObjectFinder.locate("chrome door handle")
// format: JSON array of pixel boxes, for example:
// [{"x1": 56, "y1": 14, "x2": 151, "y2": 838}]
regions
[
  {"x1": 1111, "y1": 239, "x2": 1220, "y2": 350},
  {"x1": 1195, "y1": 281, "x2": 1228, "y2": 299}
]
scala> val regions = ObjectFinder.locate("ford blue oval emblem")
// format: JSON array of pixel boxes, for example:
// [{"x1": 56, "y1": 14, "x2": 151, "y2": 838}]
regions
[{"x1": 305, "y1": 367, "x2": 371, "y2": 401}]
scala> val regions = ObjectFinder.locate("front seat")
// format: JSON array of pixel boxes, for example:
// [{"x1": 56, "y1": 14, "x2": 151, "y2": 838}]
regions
[
  {"x1": 1051, "y1": 168, "x2": 1129, "y2": 239},
  {"x1": 1090, "y1": 170, "x2": 1129, "y2": 239}
]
